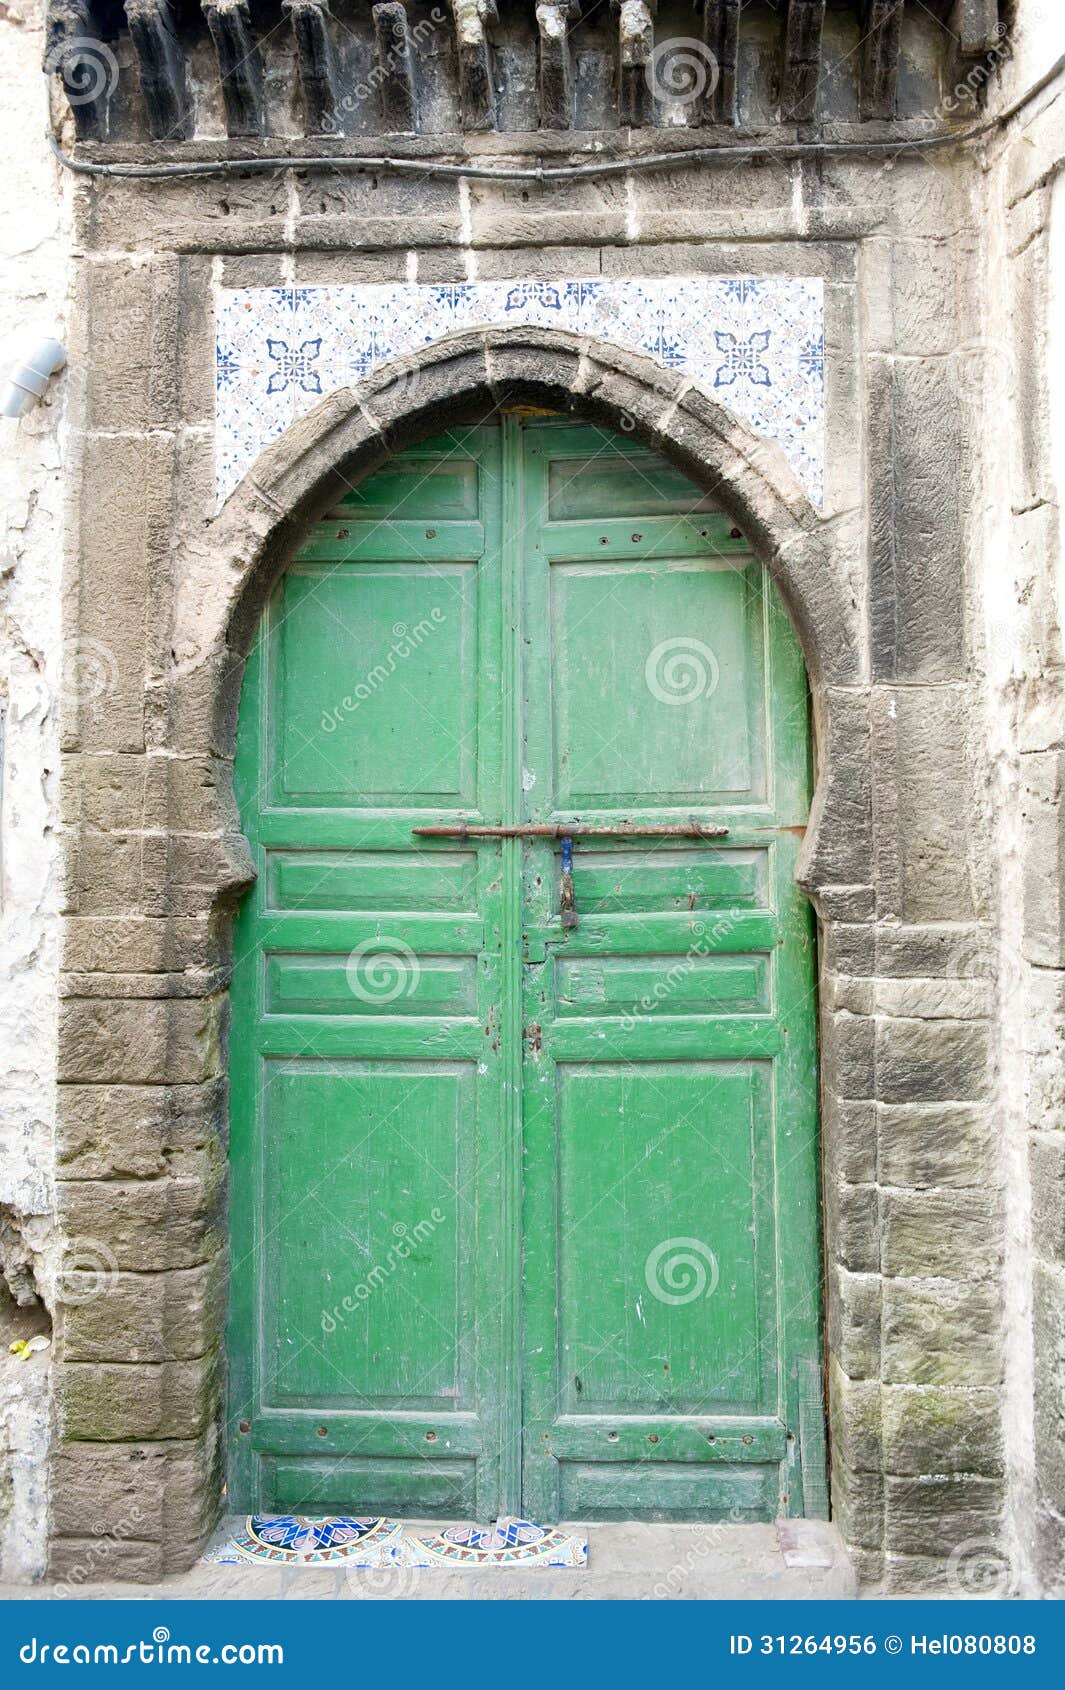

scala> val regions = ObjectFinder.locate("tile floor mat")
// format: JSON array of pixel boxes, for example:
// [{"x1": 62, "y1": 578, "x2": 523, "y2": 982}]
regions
[{"x1": 204, "y1": 1515, "x2": 588, "y2": 1568}]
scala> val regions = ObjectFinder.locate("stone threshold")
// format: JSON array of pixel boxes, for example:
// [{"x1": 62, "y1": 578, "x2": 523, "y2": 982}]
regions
[{"x1": 2, "y1": 1522, "x2": 856, "y2": 1601}]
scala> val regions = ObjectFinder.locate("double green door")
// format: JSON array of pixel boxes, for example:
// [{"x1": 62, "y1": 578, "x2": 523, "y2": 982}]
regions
[{"x1": 228, "y1": 417, "x2": 826, "y2": 1523}]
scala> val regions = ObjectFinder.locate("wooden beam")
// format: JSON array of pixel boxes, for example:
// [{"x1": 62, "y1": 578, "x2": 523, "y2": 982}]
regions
[
  {"x1": 283, "y1": 0, "x2": 338, "y2": 138},
  {"x1": 781, "y1": 0, "x2": 825, "y2": 123},
  {"x1": 448, "y1": 0, "x2": 497, "y2": 132},
  {"x1": 43, "y1": 0, "x2": 113, "y2": 141},
  {"x1": 126, "y1": 0, "x2": 192, "y2": 141},
  {"x1": 372, "y1": 1, "x2": 417, "y2": 133},
  {"x1": 860, "y1": 0, "x2": 904, "y2": 121},
  {"x1": 702, "y1": 0, "x2": 741, "y2": 126},
  {"x1": 949, "y1": 0, "x2": 1002, "y2": 57},
  {"x1": 614, "y1": 0, "x2": 655, "y2": 129},
  {"x1": 536, "y1": 1, "x2": 579, "y2": 130},
  {"x1": 202, "y1": 0, "x2": 265, "y2": 138}
]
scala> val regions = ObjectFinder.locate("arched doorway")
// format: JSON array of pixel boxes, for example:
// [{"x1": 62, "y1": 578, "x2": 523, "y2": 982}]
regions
[{"x1": 226, "y1": 414, "x2": 825, "y2": 1524}]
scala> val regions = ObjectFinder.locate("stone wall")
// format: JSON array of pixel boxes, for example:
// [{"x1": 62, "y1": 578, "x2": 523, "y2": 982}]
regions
[{"x1": 0, "y1": 0, "x2": 1063, "y2": 1596}]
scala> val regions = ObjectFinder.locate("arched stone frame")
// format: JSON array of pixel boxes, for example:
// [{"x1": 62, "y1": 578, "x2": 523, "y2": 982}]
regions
[{"x1": 55, "y1": 327, "x2": 876, "y2": 1579}]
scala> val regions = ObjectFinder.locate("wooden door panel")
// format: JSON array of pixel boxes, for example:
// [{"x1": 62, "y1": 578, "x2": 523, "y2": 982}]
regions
[
  {"x1": 519, "y1": 420, "x2": 824, "y2": 1523},
  {"x1": 229, "y1": 427, "x2": 508, "y2": 1520},
  {"x1": 270, "y1": 562, "x2": 479, "y2": 808},
  {"x1": 549, "y1": 558, "x2": 763, "y2": 809}
]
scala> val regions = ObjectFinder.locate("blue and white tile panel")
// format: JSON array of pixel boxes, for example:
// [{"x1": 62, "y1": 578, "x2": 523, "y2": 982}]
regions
[{"x1": 214, "y1": 277, "x2": 825, "y2": 509}]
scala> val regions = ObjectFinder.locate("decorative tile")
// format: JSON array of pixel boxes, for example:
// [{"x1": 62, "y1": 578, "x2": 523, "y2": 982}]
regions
[
  {"x1": 215, "y1": 277, "x2": 825, "y2": 508},
  {"x1": 203, "y1": 1514, "x2": 588, "y2": 1569}
]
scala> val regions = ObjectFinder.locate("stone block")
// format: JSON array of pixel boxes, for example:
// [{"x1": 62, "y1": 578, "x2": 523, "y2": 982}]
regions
[
  {"x1": 884, "y1": 1475, "x2": 1004, "y2": 1557},
  {"x1": 56, "y1": 1079, "x2": 227, "y2": 1181},
  {"x1": 821, "y1": 1013, "x2": 875, "y2": 1101},
  {"x1": 822, "y1": 1096, "x2": 877, "y2": 1185},
  {"x1": 57, "y1": 996, "x2": 222, "y2": 1085},
  {"x1": 1023, "y1": 751, "x2": 1065, "y2": 967},
  {"x1": 1030, "y1": 1135, "x2": 1065, "y2": 1269},
  {"x1": 62, "y1": 918, "x2": 219, "y2": 978},
  {"x1": 831, "y1": 1466, "x2": 884, "y2": 1553},
  {"x1": 65, "y1": 435, "x2": 176, "y2": 756},
  {"x1": 809, "y1": 688, "x2": 872, "y2": 888},
  {"x1": 58, "y1": 1353, "x2": 220, "y2": 1441},
  {"x1": 829, "y1": 1365, "x2": 881, "y2": 1474},
  {"x1": 881, "y1": 1190, "x2": 1000, "y2": 1280},
  {"x1": 882, "y1": 1385, "x2": 1003, "y2": 1477},
  {"x1": 1033, "y1": 1262, "x2": 1065, "y2": 1515},
  {"x1": 48, "y1": 1536, "x2": 166, "y2": 1586},
  {"x1": 81, "y1": 257, "x2": 180, "y2": 433},
  {"x1": 57, "y1": 1173, "x2": 225, "y2": 1271},
  {"x1": 60, "y1": 1260, "x2": 225, "y2": 1363},
  {"x1": 51, "y1": 1429, "x2": 222, "y2": 1550},
  {"x1": 875, "y1": 1017, "x2": 989, "y2": 1105},
  {"x1": 828, "y1": 1182, "x2": 879, "y2": 1274},
  {"x1": 876, "y1": 924, "x2": 989, "y2": 979},
  {"x1": 827, "y1": 1268, "x2": 881, "y2": 1380},
  {"x1": 883, "y1": 1279, "x2": 1002, "y2": 1386},
  {"x1": 874, "y1": 977, "x2": 990, "y2": 1021},
  {"x1": 872, "y1": 687, "x2": 978, "y2": 923},
  {"x1": 879, "y1": 1103, "x2": 995, "y2": 1190}
]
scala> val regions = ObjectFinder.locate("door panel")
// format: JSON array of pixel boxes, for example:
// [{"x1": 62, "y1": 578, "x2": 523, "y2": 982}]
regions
[
  {"x1": 229, "y1": 427, "x2": 510, "y2": 1521},
  {"x1": 228, "y1": 417, "x2": 825, "y2": 1524},
  {"x1": 519, "y1": 422, "x2": 823, "y2": 1523}
]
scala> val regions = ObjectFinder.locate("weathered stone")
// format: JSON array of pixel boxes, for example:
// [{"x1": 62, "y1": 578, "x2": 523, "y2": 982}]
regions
[
  {"x1": 62, "y1": 918, "x2": 218, "y2": 978},
  {"x1": 57, "y1": 997, "x2": 222, "y2": 1085},
  {"x1": 828, "y1": 1182, "x2": 879, "y2": 1275},
  {"x1": 829, "y1": 1366, "x2": 881, "y2": 1474},
  {"x1": 60, "y1": 1261, "x2": 225, "y2": 1363},
  {"x1": 1033, "y1": 1263, "x2": 1065, "y2": 1516},
  {"x1": 56, "y1": 1080, "x2": 226, "y2": 1181},
  {"x1": 1031, "y1": 1136, "x2": 1065, "y2": 1269},
  {"x1": 883, "y1": 1386, "x2": 1004, "y2": 1477},
  {"x1": 881, "y1": 1190, "x2": 1001, "y2": 1280},
  {"x1": 884, "y1": 1475, "x2": 1004, "y2": 1557},
  {"x1": 1023, "y1": 751, "x2": 1065, "y2": 966},
  {"x1": 879, "y1": 1103, "x2": 996, "y2": 1190},
  {"x1": 51, "y1": 1429, "x2": 221, "y2": 1555},
  {"x1": 57, "y1": 1173, "x2": 225, "y2": 1270},
  {"x1": 58, "y1": 1353, "x2": 220, "y2": 1441},
  {"x1": 875, "y1": 1018, "x2": 989, "y2": 1105},
  {"x1": 883, "y1": 1279, "x2": 1002, "y2": 1387},
  {"x1": 822, "y1": 1096, "x2": 877, "y2": 1185},
  {"x1": 827, "y1": 1268, "x2": 880, "y2": 1382}
]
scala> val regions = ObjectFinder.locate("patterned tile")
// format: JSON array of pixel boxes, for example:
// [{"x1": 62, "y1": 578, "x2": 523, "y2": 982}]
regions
[
  {"x1": 203, "y1": 1514, "x2": 588, "y2": 1569},
  {"x1": 215, "y1": 277, "x2": 825, "y2": 508}
]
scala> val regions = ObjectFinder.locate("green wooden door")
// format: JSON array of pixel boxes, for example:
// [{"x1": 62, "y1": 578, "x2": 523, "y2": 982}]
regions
[{"x1": 228, "y1": 417, "x2": 826, "y2": 1523}]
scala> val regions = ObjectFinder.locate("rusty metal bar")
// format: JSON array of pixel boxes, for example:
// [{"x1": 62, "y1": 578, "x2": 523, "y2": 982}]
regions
[{"x1": 411, "y1": 823, "x2": 730, "y2": 839}]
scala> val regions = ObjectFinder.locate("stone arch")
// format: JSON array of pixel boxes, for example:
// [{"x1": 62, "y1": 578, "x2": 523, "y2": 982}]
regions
[{"x1": 179, "y1": 326, "x2": 868, "y2": 906}]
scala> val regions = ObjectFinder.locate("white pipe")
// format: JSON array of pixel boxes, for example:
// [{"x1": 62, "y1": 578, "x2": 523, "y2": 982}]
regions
[{"x1": 0, "y1": 338, "x2": 66, "y2": 419}]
